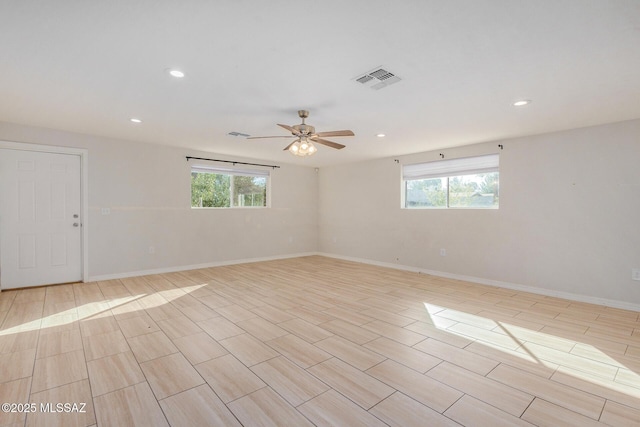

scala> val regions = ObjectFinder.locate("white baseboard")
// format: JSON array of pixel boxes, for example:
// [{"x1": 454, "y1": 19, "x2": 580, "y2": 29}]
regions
[
  {"x1": 88, "y1": 252, "x2": 319, "y2": 282},
  {"x1": 88, "y1": 251, "x2": 639, "y2": 312},
  {"x1": 317, "y1": 252, "x2": 640, "y2": 313}
]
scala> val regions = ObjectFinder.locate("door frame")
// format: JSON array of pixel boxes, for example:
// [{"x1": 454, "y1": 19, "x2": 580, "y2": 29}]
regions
[{"x1": 0, "y1": 140, "x2": 89, "y2": 287}]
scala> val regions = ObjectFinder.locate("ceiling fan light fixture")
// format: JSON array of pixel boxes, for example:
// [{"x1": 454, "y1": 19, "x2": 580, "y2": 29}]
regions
[
  {"x1": 298, "y1": 143, "x2": 310, "y2": 156},
  {"x1": 289, "y1": 139, "x2": 317, "y2": 157}
]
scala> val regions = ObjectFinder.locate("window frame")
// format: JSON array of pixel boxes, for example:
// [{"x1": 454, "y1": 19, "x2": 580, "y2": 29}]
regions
[
  {"x1": 190, "y1": 164, "x2": 271, "y2": 209},
  {"x1": 402, "y1": 154, "x2": 499, "y2": 209}
]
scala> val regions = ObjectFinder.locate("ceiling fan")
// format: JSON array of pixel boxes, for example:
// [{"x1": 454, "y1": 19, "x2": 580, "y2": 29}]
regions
[{"x1": 247, "y1": 110, "x2": 354, "y2": 156}]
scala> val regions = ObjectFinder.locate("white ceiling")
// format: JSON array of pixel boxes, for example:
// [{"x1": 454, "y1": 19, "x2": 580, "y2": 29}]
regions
[{"x1": 1, "y1": 0, "x2": 639, "y2": 167}]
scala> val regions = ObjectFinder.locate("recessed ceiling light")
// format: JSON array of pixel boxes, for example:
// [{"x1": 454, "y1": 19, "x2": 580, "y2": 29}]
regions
[
  {"x1": 130, "y1": 118, "x2": 142, "y2": 123},
  {"x1": 513, "y1": 99, "x2": 531, "y2": 107},
  {"x1": 376, "y1": 133, "x2": 386, "y2": 138},
  {"x1": 168, "y1": 69, "x2": 185, "y2": 78}
]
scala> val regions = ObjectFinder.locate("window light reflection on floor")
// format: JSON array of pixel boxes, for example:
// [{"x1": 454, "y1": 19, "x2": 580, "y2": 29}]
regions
[
  {"x1": 422, "y1": 302, "x2": 640, "y2": 397},
  {"x1": 0, "y1": 284, "x2": 211, "y2": 336}
]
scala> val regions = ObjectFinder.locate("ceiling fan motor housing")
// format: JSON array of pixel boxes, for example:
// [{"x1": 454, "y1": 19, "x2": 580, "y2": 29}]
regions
[
  {"x1": 294, "y1": 110, "x2": 314, "y2": 135},
  {"x1": 293, "y1": 124, "x2": 315, "y2": 135}
]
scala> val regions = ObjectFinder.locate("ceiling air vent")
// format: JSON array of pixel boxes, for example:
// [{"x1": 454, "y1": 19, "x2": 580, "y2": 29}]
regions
[
  {"x1": 356, "y1": 75, "x2": 374, "y2": 84},
  {"x1": 354, "y1": 66, "x2": 401, "y2": 90}
]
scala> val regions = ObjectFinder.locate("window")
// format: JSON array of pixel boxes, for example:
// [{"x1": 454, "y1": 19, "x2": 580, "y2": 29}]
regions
[
  {"x1": 191, "y1": 165, "x2": 269, "y2": 208},
  {"x1": 403, "y1": 154, "x2": 499, "y2": 208}
]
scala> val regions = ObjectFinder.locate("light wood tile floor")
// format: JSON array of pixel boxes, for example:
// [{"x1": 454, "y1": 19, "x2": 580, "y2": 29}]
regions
[{"x1": 1, "y1": 255, "x2": 639, "y2": 426}]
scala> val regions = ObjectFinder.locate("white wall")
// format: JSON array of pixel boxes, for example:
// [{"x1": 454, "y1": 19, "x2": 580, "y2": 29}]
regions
[
  {"x1": 319, "y1": 119, "x2": 640, "y2": 307},
  {"x1": 0, "y1": 122, "x2": 319, "y2": 279},
  {"x1": 2, "y1": 119, "x2": 639, "y2": 308}
]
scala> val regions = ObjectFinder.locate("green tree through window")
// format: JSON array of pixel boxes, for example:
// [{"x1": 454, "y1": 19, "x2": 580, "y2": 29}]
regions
[
  {"x1": 191, "y1": 168, "x2": 268, "y2": 208},
  {"x1": 448, "y1": 172, "x2": 498, "y2": 207}
]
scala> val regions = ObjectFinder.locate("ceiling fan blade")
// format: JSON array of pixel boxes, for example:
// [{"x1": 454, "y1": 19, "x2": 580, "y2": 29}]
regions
[
  {"x1": 315, "y1": 130, "x2": 355, "y2": 137},
  {"x1": 283, "y1": 139, "x2": 300, "y2": 151},
  {"x1": 277, "y1": 124, "x2": 300, "y2": 135},
  {"x1": 247, "y1": 135, "x2": 296, "y2": 139},
  {"x1": 313, "y1": 138, "x2": 345, "y2": 150}
]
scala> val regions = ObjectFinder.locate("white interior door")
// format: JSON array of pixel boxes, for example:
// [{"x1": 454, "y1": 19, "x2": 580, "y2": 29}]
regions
[{"x1": 0, "y1": 149, "x2": 82, "y2": 289}]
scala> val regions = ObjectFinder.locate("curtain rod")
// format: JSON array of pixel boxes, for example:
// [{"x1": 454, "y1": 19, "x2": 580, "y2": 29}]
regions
[{"x1": 186, "y1": 156, "x2": 280, "y2": 169}]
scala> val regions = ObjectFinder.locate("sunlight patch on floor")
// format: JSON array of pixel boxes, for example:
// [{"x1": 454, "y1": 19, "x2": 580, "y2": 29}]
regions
[
  {"x1": 0, "y1": 282, "x2": 209, "y2": 336},
  {"x1": 423, "y1": 302, "x2": 640, "y2": 393}
]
